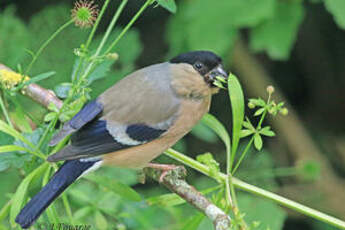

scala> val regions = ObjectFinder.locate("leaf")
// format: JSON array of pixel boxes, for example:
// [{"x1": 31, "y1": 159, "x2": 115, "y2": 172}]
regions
[
  {"x1": 254, "y1": 108, "x2": 265, "y2": 116},
  {"x1": 238, "y1": 194, "x2": 286, "y2": 230},
  {"x1": 86, "y1": 174, "x2": 141, "y2": 201},
  {"x1": 201, "y1": 114, "x2": 231, "y2": 154},
  {"x1": 10, "y1": 107, "x2": 32, "y2": 133},
  {"x1": 191, "y1": 121, "x2": 219, "y2": 143},
  {"x1": 243, "y1": 117, "x2": 255, "y2": 131},
  {"x1": 0, "y1": 120, "x2": 35, "y2": 151},
  {"x1": 19, "y1": 71, "x2": 55, "y2": 87},
  {"x1": 249, "y1": 98, "x2": 266, "y2": 107},
  {"x1": 254, "y1": 133, "x2": 263, "y2": 151},
  {"x1": 73, "y1": 206, "x2": 93, "y2": 220},
  {"x1": 156, "y1": 0, "x2": 177, "y2": 13},
  {"x1": 54, "y1": 82, "x2": 72, "y2": 99},
  {"x1": 87, "y1": 59, "x2": 115, "y2": 85},
  {"x1": 250, "y1": 1, "x2": 304, "y2": 60},
  {"x1": 259, "y1": 126, "x2": 275, "y2": 137},
  {"x1": 196, "y1": 153, "x2": 220, "y2": 180},
  {"x1": 240, "y1": 129, "x2": 254, "y2": 138},
  {"x1": 181, "y1": 213, "x2": 205, "y2": 230},
  {"x1": 324, "y1": 0, "x2": 345, "y2": 29},
  {"x1": 0, "y1": 145, "x2": 31, "y2": 153},
  {"x1": 10, "y1": 163, "x2": 48, "y2": 227},
  {"x1": 44, "y1": 112, "x2": 57, "y2": 122},
  {"x1": 228, "y1": 73, "x2": 245, "y2": 159},
  {"x1": 94, "y1": 211, "x2": 108, "y2": 230}
]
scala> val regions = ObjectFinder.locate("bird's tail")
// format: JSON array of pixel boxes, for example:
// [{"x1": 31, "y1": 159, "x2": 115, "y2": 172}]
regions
[{"x1": 15, "y1": 159, "x2": 101, "y2": 229}]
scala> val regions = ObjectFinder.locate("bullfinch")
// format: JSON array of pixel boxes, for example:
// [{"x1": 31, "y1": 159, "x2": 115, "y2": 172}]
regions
[{"x1": 15, "y1": 50, "x2": 228, "y2": 228}]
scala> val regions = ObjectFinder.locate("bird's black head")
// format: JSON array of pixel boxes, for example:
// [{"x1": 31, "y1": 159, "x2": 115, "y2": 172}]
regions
[{"x1": 170, "y1": 51, "x2": 228, "y2": 87}]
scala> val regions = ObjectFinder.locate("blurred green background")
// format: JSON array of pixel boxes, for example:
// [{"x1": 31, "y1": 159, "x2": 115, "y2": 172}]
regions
[{"x1": 0, "y1": 0, "x2": 344, "y2": 229}]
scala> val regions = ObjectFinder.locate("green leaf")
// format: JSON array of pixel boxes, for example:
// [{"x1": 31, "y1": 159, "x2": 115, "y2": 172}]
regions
[
  {"x1": 201, "y1": 114, "x2": 231, "y2": 154},
  {"x1": 254, "y1": 133, "x2": 263, "y2": 151},
  {"x1": 249, "y1": 98, "x2": 266, "y2": 107},
  {"x1": 243, "y1": 117, "x2": 255, "y2": 131},
  {"x1": 54, "y1": 82, "x2": 72, "y2": 99},
  {"x1": 196, "y1": 153, "x2": 220, "y2": 180},
  {"x1": 259, "y1": 126, "x2": 275, "y2": 137},
  {"x1": 191, "y1": 121, "x2": 219, "y2": 143},
  {"x1": 228, "y1": 73, "x2": 245, "y2": 160},
  {"x1": 0, "y1": 145, "x2": 31, "y2": 153},
  {"x1": 44, "y1": 112, "x2": 57, "y2": 122},
  {"x1": 250, "y1": 1, "x2": 304, "y2": 60},
  {"x1": 181, "y1": 213, "x2": 205, "y2": 230},
  {"x1": 156, "y1": 0, "x2": 177, "y2": 13},
  {"x1": 19, "y1": 71, "x2": 55, "y2": 88},
  {"x1": 10, "y1": 107, "x2": 32, "y2": 133},
  {"x1": 87, "y1": 59, "x2": 115, "y2": 85},
  {"x1": 86, "y1": 174, "x2": 141, "y2": 201},
  {"x1": 73, "y1": 206, "x2": 93, "y2": 220},
  {"x1": 239, "y1": 194, "x2": 286, "y2": 230},
  {"x1": 240, "y1": 129, "x2": 254, "y2": 138},
  {"x1": 324, "y1": 0, "x2": 345, "y2": 29},
  {"x1": 0, "y1": 120, "x2": 36, "y2": 151},
  {"x1": 94, "y1": 211, "x2": 108, "y2": 230},
  {"x1": 254, "y1": 108, "x2": 265, "y2": 116},
  {"x1": 10, "y1": 163, "x2": 48, "y2": 227}
]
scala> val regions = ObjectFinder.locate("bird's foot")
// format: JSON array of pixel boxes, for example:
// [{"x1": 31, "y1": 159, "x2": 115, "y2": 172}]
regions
[{"x1": 146, "y1": 163, "x2": 179, "y2": 183}]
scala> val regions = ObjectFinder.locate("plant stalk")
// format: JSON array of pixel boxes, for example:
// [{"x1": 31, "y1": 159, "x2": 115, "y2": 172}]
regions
[{"x1": 165, "y1": 149, "x2": 345, "y2": 230}]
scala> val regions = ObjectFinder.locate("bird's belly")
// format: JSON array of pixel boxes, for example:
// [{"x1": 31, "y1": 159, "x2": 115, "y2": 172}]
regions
[{"x1": 103, "y1": 97, "x2": 211, "y2": 168}]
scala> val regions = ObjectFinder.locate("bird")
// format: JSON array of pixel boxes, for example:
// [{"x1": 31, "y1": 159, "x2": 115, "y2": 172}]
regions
[{"x1": 15, "y1": 50, "x2": 228, "y2": 229}]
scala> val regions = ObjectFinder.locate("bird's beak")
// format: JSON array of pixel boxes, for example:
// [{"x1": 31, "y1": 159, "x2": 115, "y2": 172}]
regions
[{"x1": 206, "y1": 64, "x2": 229, "y2": 88}]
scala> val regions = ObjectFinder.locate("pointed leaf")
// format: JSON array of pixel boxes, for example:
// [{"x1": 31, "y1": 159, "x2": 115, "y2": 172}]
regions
[
  {"x1": 254, "y1": 133, "x2": 263, "y2": 151},
  {"x1": 157, "y1": 0, "x2": 177, "y2": 13},
  {"x1": 0, "y1": 145, "x2": 31, "y2": 153},
  {"x1": 228, "y1": 73, "x2": 244, "y2": 158},
  {"x1": 240, "y1": 129, "x2": 254, "y2": 138},
  {"x1": 260, "y1": 127, "x2": 275, "y2": 137},
  {"x1": 86, "y1": 174, "x2": 141, "y2": 201},
  {"x1": 181, "y1": 213, "x2": 205, "y2": 230},
  {"x1": 10, "y1": 163, "x2": 48, "y2": 227},
  {"x1": 94, "y1": 211, "x2": 108, "y2": 230},
  {"x1": 201, "y1": 113, "x2": 230, "y2": 154},
  {"x1": 254, "y1": 108, "x2": 265, "y2": 116}
]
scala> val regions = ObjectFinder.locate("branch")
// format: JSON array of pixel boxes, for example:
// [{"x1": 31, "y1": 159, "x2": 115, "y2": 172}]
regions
[
  {"x1": 0, "y1": 63, "x2": 231, "y2": 229},
  {"x1": 144, "y1": 166, "x2": 231, "y2": 230},
  {"x1": 0, "y1": 64, "x2": 62, "y2": 109}
]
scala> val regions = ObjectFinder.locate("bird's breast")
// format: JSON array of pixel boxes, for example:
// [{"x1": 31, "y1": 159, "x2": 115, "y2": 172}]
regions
[{"x1": 102, "y1": 97, "x2": 211, "y2": 168}]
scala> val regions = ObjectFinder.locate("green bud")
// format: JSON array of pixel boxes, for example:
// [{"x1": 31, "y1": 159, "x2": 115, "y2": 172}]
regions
[
  {"x1": 280, "y1": 108, "x2": 288, "y2": 116},
  {"x1": 248, "y1": 102, "x2": 255, "y2": 109}
]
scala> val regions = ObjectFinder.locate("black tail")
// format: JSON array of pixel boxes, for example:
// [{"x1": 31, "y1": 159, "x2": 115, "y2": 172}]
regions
[{"x1": 15, "y1": 159, "x2": 100, "y2": 229}]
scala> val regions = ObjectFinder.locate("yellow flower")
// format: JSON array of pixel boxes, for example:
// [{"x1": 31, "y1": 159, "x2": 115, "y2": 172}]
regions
[{"x1": 0, "y1": 69, "x2": 30, "y2": 89}]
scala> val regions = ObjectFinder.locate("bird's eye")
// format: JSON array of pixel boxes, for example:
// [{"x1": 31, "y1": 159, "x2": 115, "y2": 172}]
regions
[{"x1": 194, "y1": 62, "x2": 203, "y2": 69}]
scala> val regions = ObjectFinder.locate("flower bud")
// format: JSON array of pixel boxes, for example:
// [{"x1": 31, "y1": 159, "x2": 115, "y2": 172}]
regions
[
  {"x1": 266, "y1": 85, "x2": 275, "y2": 94},
  {"x1": 280, "y1": 108, "x2": 288, "y2": 116}
]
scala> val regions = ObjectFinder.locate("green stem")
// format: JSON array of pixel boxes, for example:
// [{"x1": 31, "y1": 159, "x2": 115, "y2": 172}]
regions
[
  {"x1": 104, "y1": 0, "x2": 154, "y2": 54},
  {"x1": 232, "y1": 137, "x2": 254, "y2": 174},
  {"x1": 95, "y1": 0, "x2": 128, "y2": 56},
  {"x1": 25, "y1": 20, "x2": 73, "y2": 75},
  {"x1": 165, "y1": 149, "x2": 345, "y2": 230},
  {"x1": 84, "y1": 0, "x2": 112, "y2": 49},
  {"x1": 0, "y1": 93, "x2": 13, "y2": 128}
]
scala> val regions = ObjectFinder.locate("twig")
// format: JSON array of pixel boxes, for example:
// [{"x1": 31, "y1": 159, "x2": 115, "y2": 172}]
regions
[
  {"x1": 144, "y1": 166, "x2": 231, "y2": 230},
  {"x1": 0, "y1": 63, "x2": 230, "y2": 230},
  {"x1": 0, "y1": 64, "x2": 63, "y2": 109}
]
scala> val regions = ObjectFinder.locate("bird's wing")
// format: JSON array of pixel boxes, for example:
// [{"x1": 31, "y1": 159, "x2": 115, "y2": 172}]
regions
[
  {"x1": 47, "y1": 63, "x2": 181, "y2": 162},
  {"x1": 49, "y1": 100, "x2": 103, "y2": 146}
]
